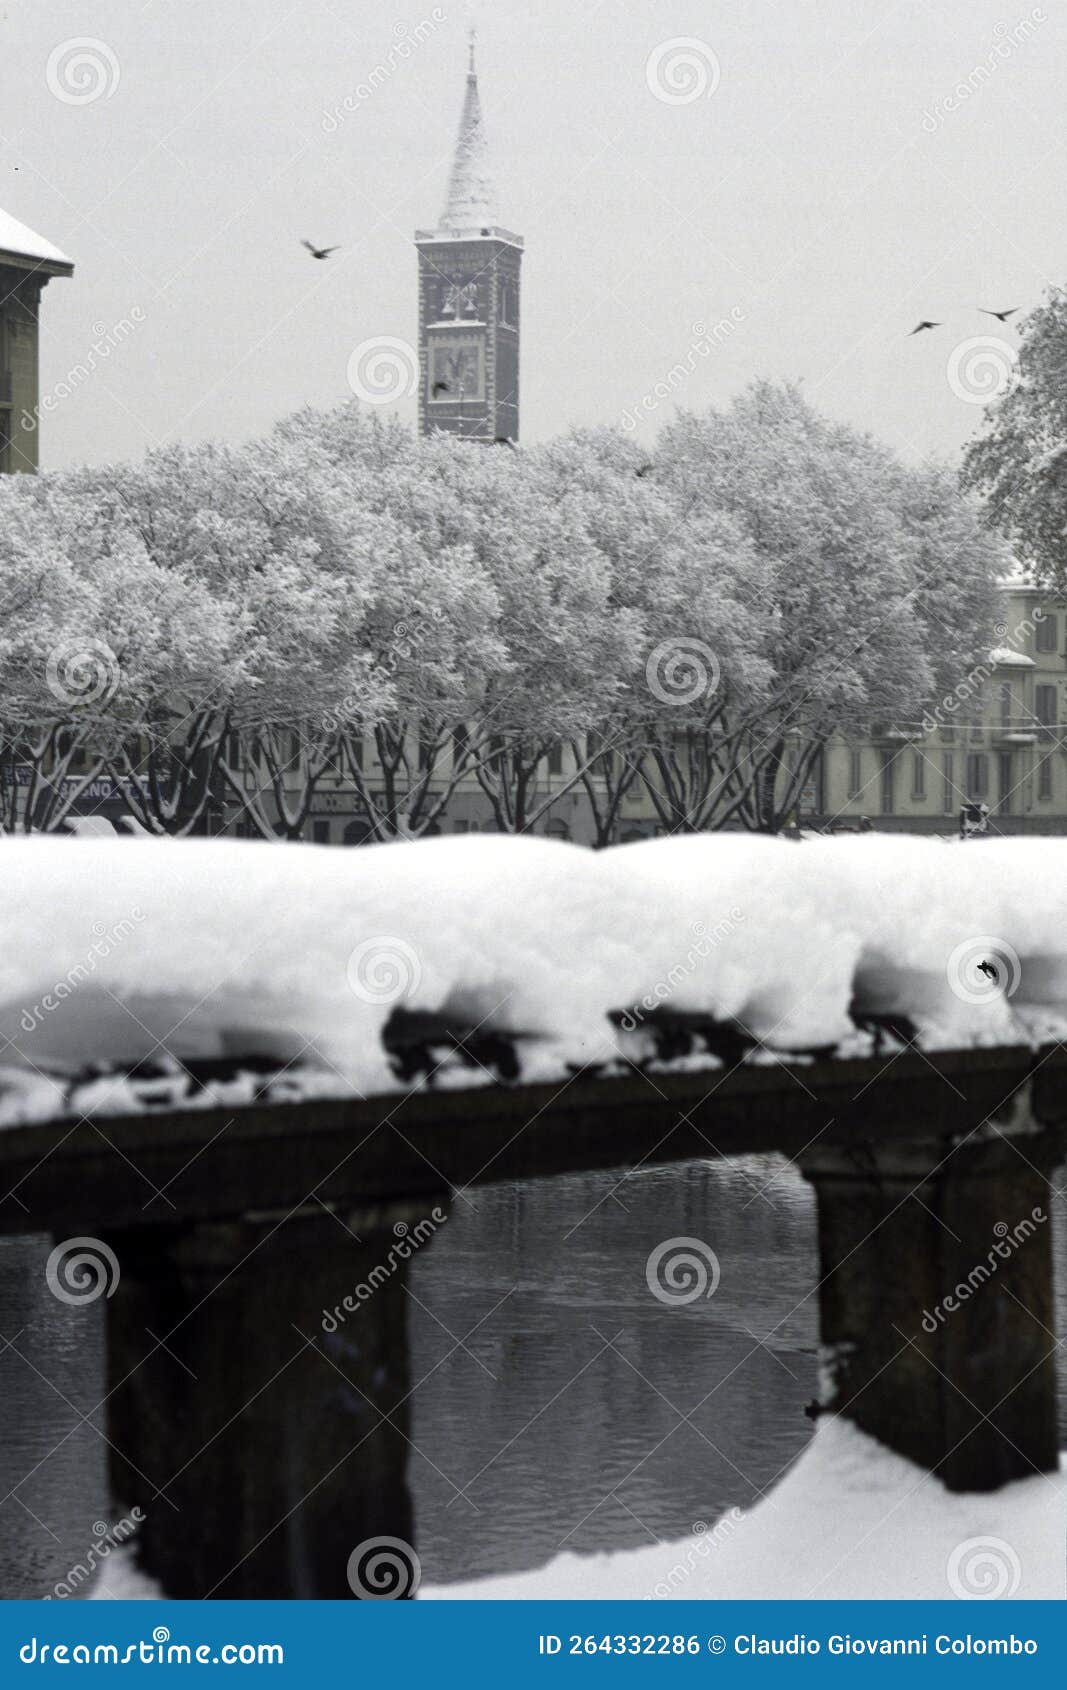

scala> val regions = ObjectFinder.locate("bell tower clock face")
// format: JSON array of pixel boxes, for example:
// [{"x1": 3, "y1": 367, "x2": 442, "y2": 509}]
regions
[{"x1": 427, "y1": 334, "x2": 485, "y2": 403}]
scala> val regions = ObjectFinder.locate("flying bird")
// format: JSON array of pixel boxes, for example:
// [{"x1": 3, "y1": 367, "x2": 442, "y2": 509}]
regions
[
  {"x1": 979, "y1": 307, "x2": 1020, "y2": 322},
  {"x1": 432, "y1": 379, "x2": 451, "y2": 395},
  {"x1": 301, "y1": 239, "x2": 339, "y2": 260},
  {"x1": 909, "y1": 320, "x2": 941, "y2": 335},
  {"x1": 977, "y1": 958, "x2": 1000, "y2": 983}
]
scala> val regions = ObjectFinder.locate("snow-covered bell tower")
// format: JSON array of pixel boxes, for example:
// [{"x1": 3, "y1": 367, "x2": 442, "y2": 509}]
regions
[{"x1": 415, "y1": 33, "x2": 522, "y2": 443}]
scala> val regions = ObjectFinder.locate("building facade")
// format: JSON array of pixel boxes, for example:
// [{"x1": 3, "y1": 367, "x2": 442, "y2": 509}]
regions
[
  {"x1": 0, "y1": 208, "x2": 73, "y2": 474},
  {"x1": 809, "y1": 583, "x2": 1067, "y2": 836},
  {"x1": 415, "y1": 39, "x2": 522, "y2": 444}
]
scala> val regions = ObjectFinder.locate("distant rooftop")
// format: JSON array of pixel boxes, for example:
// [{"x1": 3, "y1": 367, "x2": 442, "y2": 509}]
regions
[{"x1": 0, "y1": 206, "x2": 74, "y2": 275}]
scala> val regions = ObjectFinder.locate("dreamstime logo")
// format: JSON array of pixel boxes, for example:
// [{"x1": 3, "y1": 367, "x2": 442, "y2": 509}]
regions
[
  {"x1": 346, "y1": 1536, "x2": 421, "y2": 1599},
  {"x1": 646, "y1": 38, "x2": 721, "y2": 105},
  {"x1": 45, "y1": 1509, "x2": 145, "y2": 1599},
  {"x1": 46, "y1": 639, "x2": 119, "y2": 707},
  {"x1": 647, "y1": 1509, "x2": 743, "y2": 1598},
  {"x1": 20, "y1": 908, "x2": 146, "y2": 1035},
  {"x1": 22, "y1": 309, "x2": 146, "y2": 432},
  {"x1": 321, "y1": 1208, "x2": 448, "y2": 1330},
  {"x1": 322, "y1": 12, "x2": 447, "y2": 131},
  {"x1": 619, "y1": 310, "x2": 746, "y2": 431},
  {"x1": 946, "y1": 936, "x2": 1021, "y2": 1005},
  {"x1": 946, "y1": 336, "x2": 1017, "y2": 405},
  {"x1": 920, "y1": 10, "x2": 1046, "y2": 133},
  {"x1": 646, "y1": 1237, "x2": 720, "y2": 1305},
  {"x1": 346, "y1": 337, "x2": 419, "y2": 404},
  {"x1": 920, "y1": 607, "x2": 1045, "y2": 736},
  {"x1": 346, "y1": 936, "x2": 422, "y2": 1004},
  {"x1": 646, "y1": 637, "x2": 720, "y2": 706},
  {"x1": 947, "y1": 1536, "x2": 1021, "y2": 1599},
  {"x1": 46, "y1": 38, "x2": 120, "y2": 105},
  {"x1": 45, "y1": 1237, "x2": 120, "y2": 1306},
  {"x1": 616, "y1": 910, "x2": 745, "y2": 1034},
  {"x1": 920, "y1": 1208, "x2": 1045, "y2": 1333}
]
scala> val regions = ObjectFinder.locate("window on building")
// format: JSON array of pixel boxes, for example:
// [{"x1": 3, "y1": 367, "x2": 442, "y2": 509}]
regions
[
  {"x1": 966, "y1": 752, "x2": 988, "y2": 797},
  {"x1": 311, "y1": 820, "x2": 330, "y2": 845},
  {"x1": 880, "y1": 752, "x2": 896, "y2": 816},
  {"x1": 999, "y1": 682, "x2": 1014, "y2": 725},
  {"x1": 547, "y1": 742, "x2": 563, "y2": 775},
  {"x1": 911, "y1": 751, "x2": 925, "y2": 799},
  {"x1": 1035, "y1": 684, "x2": 1057, "y2": 727},
  {"x1": 1035, "y1": 611, "x2": 1058, "y2": 653},
  {"x1": 582, "y1": 732, "x2": 614, "y2": 779},
  {"x1": 997, "y1": 751, "x2": 1014, "y2": 815},
  {"x1": 942, "y1": 752, "x2": 955, "y2": 813},
  {"x1": 847, "y1": 748, "x2": 862, "y2": 798},
  {"x1": 1038, "y1": 756, "x2": 1053, "y2": 800}
]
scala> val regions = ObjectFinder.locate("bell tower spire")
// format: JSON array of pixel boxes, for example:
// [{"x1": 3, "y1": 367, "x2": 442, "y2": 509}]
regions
[
  {"x1": 439, "y1": 28, "x2": 497, "y2": 231},
  {"x1": 414, "y1": 39, "x2": 523, "y2": 443}
]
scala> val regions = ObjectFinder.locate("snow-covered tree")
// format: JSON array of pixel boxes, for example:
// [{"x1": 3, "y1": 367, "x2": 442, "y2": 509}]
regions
[
  {"x1": 656, "y1": 383, "x2": 999, "y2": 831},
  {"x1": 961, "y1": 289, "x2": 1067, "y2": 588},
  {"x1": 532, "y1": 428, "x2": 771, "y2": 841}
]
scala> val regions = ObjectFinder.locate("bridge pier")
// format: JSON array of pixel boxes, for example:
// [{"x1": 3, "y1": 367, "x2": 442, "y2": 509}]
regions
[
  {"x1": 800, "y1": 1125, "x2": 1061, "y2": 1491},
  {"x1": 102, "y1": 1202, "x2": 438, "y2": 1597}
]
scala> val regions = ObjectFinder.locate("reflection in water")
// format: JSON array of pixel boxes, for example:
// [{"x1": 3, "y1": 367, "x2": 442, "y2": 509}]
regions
[
  {"x1": 0, "y1": 1157, "x2": 1063, "y2": 1596},
  {"x1": 0, "y1": 1238, "x2": 107, "y2": 1599},
  {"x1": 410, "y1": 1156, "x2": 1067, "y2": 1587},
  {"x1": 408, "y1": 1156, "x2": 819, "y2": 1586}
]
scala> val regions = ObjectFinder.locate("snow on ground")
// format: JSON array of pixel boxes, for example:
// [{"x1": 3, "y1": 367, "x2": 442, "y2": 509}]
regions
[
  {"x1": 2, "y1": 831, "x2": 1067, "y2": 1125},
  {"x1": 421, "y1": 1418, "x2": 1066, "y2": 1601},
  {"x1": 77, "y1": 1421, "x2": 1064, "y2": 1601},
  {"x1": 85, "y1": 1547, "x2": 161, "y2": 1601}
]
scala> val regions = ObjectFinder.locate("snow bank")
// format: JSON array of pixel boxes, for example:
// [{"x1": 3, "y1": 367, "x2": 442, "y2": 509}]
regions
[
  {"x1": 420, "y1": 1418, "x2": 1065, "y2": 1601},
  {"x1": 1, "y1": 832, "x2": 1066, "y2": 1126}
]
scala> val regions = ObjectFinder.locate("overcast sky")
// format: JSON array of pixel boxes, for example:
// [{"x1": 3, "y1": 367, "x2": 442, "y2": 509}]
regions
[{"x1": 3, "y1": 0, "x2": 1065, "y2": 469}]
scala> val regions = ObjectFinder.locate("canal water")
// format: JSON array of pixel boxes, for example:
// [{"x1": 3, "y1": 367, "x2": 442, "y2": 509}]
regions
[
  {"x1": 408, "y1": 1155, "x2": 818, "y2": 1588},
  {"x1": 0, "y1": 1156, "x2": 1063, "y2": 1596}
]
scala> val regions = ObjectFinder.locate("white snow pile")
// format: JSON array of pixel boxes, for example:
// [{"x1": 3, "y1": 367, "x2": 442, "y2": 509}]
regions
[
  {"x1": 420, "y1": 1418, "x2": 1065, "y2": 1601},
  {"x1": 1, "y1": 831, "x2": 1066, "y2": 1126}
]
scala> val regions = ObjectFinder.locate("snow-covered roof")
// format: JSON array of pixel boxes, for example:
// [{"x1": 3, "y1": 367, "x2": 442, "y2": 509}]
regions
[
  {"x1": 439, "y1": 62, "x2": 497, "y2": 230},
  {"x1": 989, "y1": 647, "x2": 1035, "y2": 667},
  {"x1": 0, "y1": 206, "x2": 74, "y2": 273},
  {"x1": 2, "y1": 832, "x2": 1067, "y2": 1129}
]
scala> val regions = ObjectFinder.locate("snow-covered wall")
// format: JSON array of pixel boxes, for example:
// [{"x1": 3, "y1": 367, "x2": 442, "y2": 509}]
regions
[{"x1": 0, "y1": 833, "x2": 1063, "y2": 1125}]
